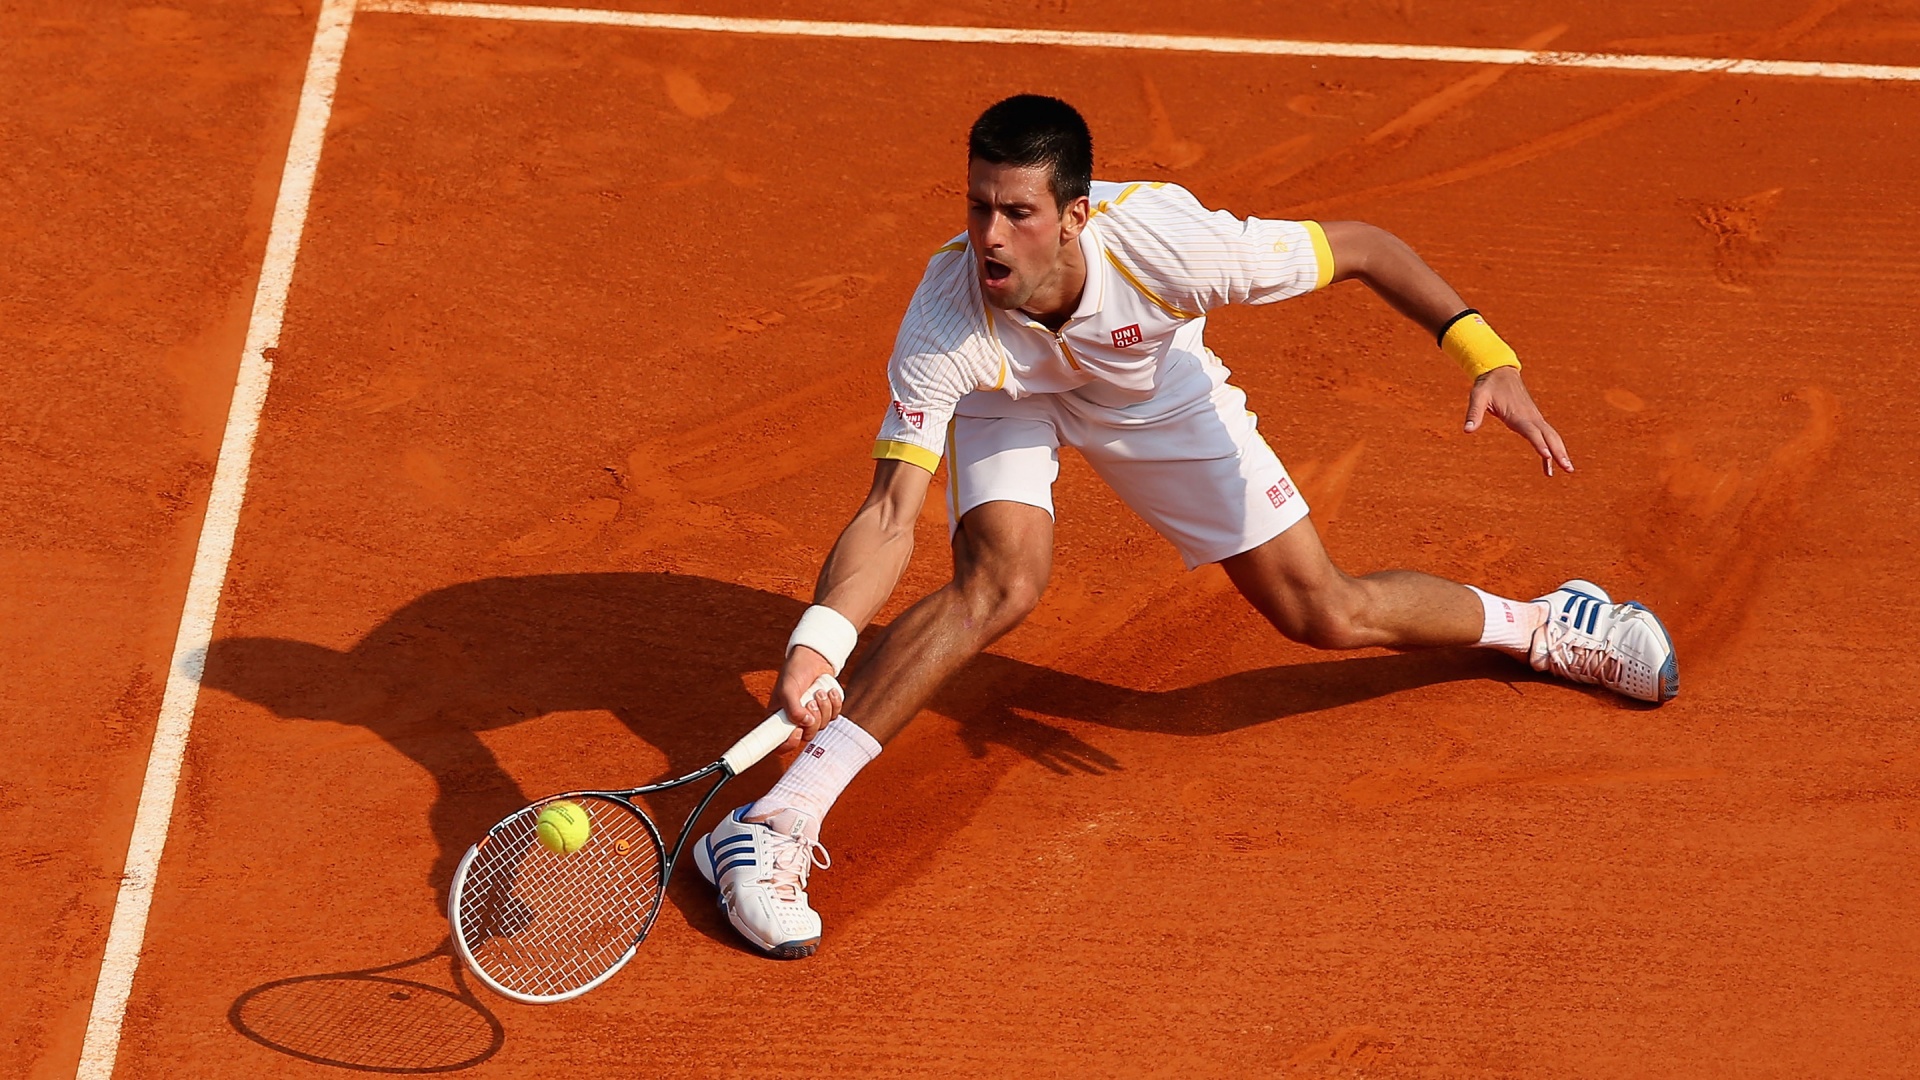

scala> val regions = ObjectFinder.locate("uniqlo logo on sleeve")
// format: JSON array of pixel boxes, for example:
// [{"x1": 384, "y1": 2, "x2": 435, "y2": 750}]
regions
[
  {"x1": 1110, "y1": 324, "x2": 1142, "y2": 348},
  {"x1": 892, "y1": 401, "x2": 924, "y2": 429},
  {"x1": 1266, "y1": 477, "x2": 1296, "y2": 508}
]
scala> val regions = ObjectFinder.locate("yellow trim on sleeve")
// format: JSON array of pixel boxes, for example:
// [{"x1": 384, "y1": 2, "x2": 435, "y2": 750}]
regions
[
  {"x1": 933, "y1": 240, "x2": 967, "y2": 255},
  {"x1": 1104, "y1": 249, "x2": 1200, "y2": 319},
  {"x1": 1303, "y1": 220, "x2": 1335, "y2": 290},
  {"x1": 873, "y1": 439, "x2": 942, "y2": 474}
]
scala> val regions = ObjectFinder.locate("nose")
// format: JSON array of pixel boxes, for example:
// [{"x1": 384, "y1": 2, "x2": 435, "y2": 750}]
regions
[{"x1": 980, "y1": 209, "x2": 1011, "y2": 250}]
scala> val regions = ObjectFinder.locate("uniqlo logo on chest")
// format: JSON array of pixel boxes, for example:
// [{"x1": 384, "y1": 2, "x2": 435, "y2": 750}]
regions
[
  {"x1": 1266, "y1": 477, "x2": 1296, "y2": 508},
  {"x1": 1110, "y1": 324, "x2": 1143, "y2": 348},
  {"x1": 892, "y1": 401, "x2": 924, "y2": 429}
]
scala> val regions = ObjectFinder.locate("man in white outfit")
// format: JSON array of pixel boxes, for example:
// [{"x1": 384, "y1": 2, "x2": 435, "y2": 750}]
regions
[{"x1": 694, "y1": 95, "x2": 1678, "y2": 958}]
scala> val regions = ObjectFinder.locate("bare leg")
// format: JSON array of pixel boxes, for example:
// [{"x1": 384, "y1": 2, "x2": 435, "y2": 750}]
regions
[
  {"x1": 844, "y1": 500, "x2": 1055, "y2": 744},
  {"x1": 1221, "y1": 514, "x2": 1483, "y2": 650}
]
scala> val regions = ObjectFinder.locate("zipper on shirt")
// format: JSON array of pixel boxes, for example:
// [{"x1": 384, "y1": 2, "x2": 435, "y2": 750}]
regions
[{"x1": 1054, "y1": 331, "x2": 1082, "y2": 371}]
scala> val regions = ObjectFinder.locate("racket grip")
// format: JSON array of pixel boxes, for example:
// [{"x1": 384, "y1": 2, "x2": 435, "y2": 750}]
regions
[{"x1": 720, "y1": 674, "x2": 842, "y2": 775}]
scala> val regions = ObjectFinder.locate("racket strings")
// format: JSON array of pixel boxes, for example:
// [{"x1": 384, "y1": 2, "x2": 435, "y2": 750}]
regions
[{"x1": 453, "y1": 796, "x2": 666, "y2": 999}]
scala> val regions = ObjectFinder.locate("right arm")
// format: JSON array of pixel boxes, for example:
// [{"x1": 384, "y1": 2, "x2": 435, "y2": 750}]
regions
[
  {"x1": 772, "y1": 458, "x2": 933, "y2": 741},
  {"x1": 772, "y1": 239, "x2": 989, "y2": 739}
]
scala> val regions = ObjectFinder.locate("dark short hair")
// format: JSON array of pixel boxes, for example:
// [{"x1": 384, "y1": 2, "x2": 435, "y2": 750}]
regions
[{"x1": 968, "y1": 95, "x2": 1093, "y2": 207}]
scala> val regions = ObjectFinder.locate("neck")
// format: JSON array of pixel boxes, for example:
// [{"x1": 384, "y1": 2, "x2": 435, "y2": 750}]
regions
[{"x1": 1020, "y1": 238, "x2": 1088, "y2": 332}]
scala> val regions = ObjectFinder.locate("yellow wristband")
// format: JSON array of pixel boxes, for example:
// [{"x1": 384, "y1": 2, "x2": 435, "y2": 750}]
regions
[{"x1": 1438, "y1": 309, "x2": 1521, "y2": 379}]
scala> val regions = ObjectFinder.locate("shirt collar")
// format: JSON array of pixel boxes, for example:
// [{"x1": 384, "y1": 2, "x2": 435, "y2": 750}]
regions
[{"x1": 1067, "y1": 218, "x2": 1106, "y2": 321}]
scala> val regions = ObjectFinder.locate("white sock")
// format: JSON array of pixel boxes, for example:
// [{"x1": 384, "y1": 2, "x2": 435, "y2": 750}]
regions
[
  {"x1": 747, "y1": 717, "x2": 882, "y2": 840},
  {"x1": 1467, "y1": 586, "x2": 1548, "y2": 657}
]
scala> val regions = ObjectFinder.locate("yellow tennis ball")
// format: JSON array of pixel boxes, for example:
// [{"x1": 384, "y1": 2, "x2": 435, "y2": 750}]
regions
[{"x1": 535, "y1": 800, "x2": 591, "y2": 855}]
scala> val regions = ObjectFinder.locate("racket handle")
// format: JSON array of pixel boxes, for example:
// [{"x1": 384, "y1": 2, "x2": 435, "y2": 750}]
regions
[{"x1": 720, "y1": 674, "x2": 842, "y2": 775}]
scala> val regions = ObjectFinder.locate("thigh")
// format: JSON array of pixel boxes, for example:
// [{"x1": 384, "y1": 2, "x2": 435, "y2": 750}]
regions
[{"x1": 1074, "y1": 380, "x2": 1310, "y2": 569}]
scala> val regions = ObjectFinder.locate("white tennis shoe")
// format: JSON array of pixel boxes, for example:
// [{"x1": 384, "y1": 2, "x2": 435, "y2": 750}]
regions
[
  {"x1": 1529, "y1": 579, "x2": 1679, "y2": 703},
  {"x1": 693, "y1": 806, "x2": 829, "y2": 959}
]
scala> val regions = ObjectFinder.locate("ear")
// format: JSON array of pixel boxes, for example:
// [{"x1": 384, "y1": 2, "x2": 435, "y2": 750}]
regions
[{"x1": 1058, "y1": 195, "x2": 1091, "y2": 242}]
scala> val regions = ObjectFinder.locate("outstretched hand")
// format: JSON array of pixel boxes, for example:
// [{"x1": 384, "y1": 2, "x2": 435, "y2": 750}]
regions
[{"x1": 1464, "y1": 366, "x2": 1574, "y2": 476}]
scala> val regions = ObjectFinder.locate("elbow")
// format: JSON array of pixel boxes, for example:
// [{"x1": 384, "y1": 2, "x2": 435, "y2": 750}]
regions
[
  {"x1": 861, "y1": 495, "x2": 921, "y2": 546},
  {"x1": 876, "y1": 514, "x2": 916, "y2": 547},
  {"x1": 1322, "y1": 220, "x2": 1402, "y2": 284}
]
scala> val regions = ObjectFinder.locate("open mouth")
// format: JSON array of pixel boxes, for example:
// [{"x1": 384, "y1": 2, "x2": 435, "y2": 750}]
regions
[{"x1": 982, "y1": 257, "x2": 1012, "y2": 285}]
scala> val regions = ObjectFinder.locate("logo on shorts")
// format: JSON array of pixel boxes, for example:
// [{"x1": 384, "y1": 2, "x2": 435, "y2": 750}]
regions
[
  {"x1": 1266, "y1": 477, "x2": 1296, "y2": 508},
  {"x1": 1111, "y1": 324, "x2": 1142, "y2": 349},
  {"x1": 892, "y1": 401, "x2": 925, "y2": 430}
]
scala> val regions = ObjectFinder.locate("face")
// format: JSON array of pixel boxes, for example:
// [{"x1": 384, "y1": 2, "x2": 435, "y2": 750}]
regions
[{"x1": 966, "y1": 159, "x2": 1089, "y2": 311}]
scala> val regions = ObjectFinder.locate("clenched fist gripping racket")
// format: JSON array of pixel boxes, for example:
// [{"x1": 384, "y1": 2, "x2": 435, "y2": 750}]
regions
[{"x1": 448, "y1": 675, "x2": 839, "y2": 1003}]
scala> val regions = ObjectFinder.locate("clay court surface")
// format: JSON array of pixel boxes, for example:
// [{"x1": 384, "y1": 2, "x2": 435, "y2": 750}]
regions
[{"x1": 6, "y1": 0, "x2": 1920, "y2": 1075}]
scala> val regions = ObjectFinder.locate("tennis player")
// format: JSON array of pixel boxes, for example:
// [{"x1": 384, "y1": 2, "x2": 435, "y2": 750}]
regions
[{"x1": 693, "y1": 95, "x2": 1678, "y2": 958}]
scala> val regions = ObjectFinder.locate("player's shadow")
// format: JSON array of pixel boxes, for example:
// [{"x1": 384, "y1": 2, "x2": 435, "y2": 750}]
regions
[{"x1": 201, "y1": 572, "x2": 1521, "y2": 939}]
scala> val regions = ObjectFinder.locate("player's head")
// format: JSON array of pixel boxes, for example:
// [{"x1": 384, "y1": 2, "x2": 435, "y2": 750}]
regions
[{"x1": 966, "y1": 95, "x2": 1093, "y2": 310}]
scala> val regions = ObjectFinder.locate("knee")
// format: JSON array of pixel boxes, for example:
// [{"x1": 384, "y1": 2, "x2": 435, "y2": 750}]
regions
[
  {"x1": 1267, "y1": 580, "x2": 1371, "y2": 652},
  {"x1": 959, "y1": 566, "x2": 1047, "y2": 635}
]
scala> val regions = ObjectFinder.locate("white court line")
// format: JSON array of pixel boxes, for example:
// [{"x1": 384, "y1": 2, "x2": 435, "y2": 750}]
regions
[
  {"x1": 364, "y1": 0, "x2": 1920, "y2": 83},
  {"x1": 74, "y1": 1, "x2": 359, "y2": 1077}
]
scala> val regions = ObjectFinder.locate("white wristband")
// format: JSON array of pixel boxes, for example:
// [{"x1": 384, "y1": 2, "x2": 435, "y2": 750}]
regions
[{"x1": 786, "y1": 604, "x2": 859, "y2": 675}]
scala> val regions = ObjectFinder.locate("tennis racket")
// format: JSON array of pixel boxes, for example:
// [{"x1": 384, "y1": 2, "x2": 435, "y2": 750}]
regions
[{"x1": 448, "y1": 674, "x2": 839, "y2": 1004}]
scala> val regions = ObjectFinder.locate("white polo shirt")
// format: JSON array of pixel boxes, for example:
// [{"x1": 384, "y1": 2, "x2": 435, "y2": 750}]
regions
[{"x1": 873, "y1": 180, "x2": 1334, "y2": 472}]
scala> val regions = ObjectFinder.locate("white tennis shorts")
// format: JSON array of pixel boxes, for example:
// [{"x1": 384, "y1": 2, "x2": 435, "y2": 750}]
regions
[{"x1": 945, "y1": 362, "x2": 1309, "y2": 569}]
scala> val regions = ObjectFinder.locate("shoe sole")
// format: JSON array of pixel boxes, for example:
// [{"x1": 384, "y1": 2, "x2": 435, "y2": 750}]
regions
[
  {"x1": 1626, "y1": 601, "x2": 1680, "y2": 703},
  {"x1": 692, "y1": 834, "x2": 821, "y2": 960}
]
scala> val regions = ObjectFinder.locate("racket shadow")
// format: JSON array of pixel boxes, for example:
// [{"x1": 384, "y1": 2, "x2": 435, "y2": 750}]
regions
[
  {"x1": 228, "y1": 940, "x2": 504, "y2": 1073},
  {"x1": 201, "y1": 572, "x2": 1518, "y2": 945}
]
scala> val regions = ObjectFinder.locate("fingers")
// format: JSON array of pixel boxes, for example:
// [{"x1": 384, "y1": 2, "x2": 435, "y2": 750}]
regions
[
  {"x1": 1510, "y1": 412, "x2": 1573, "y2": 477},
  {"x1": 810, "y1": 686, "x2": 844, "y2": 726},
  {"x1": 1515, "y1": 419, "x2": 1556, "y2": 476},
  {"x1": 1542, "y1": 421, "x2": 1574, "y2": 473},
  {"x1": 775, "y1": 678, "x2": 844, "y2": 751},
  {"x1": 1463, "y1": 381, "x2": 1492, "y2": 433}
]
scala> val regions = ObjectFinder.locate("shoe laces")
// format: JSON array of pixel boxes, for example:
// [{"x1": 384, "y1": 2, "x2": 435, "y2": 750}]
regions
[
  {"x1": 761, "y1": 830, "x2": 831, "y2": 902},
  {"x1": 1545, "y1": 624, "x2": 1623, "y2": 685}
]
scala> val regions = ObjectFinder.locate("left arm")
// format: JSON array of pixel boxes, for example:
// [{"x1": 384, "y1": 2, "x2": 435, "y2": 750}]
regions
[{"x1": 1320, "y1": 220, "x2": 1574, "y2": 476}]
